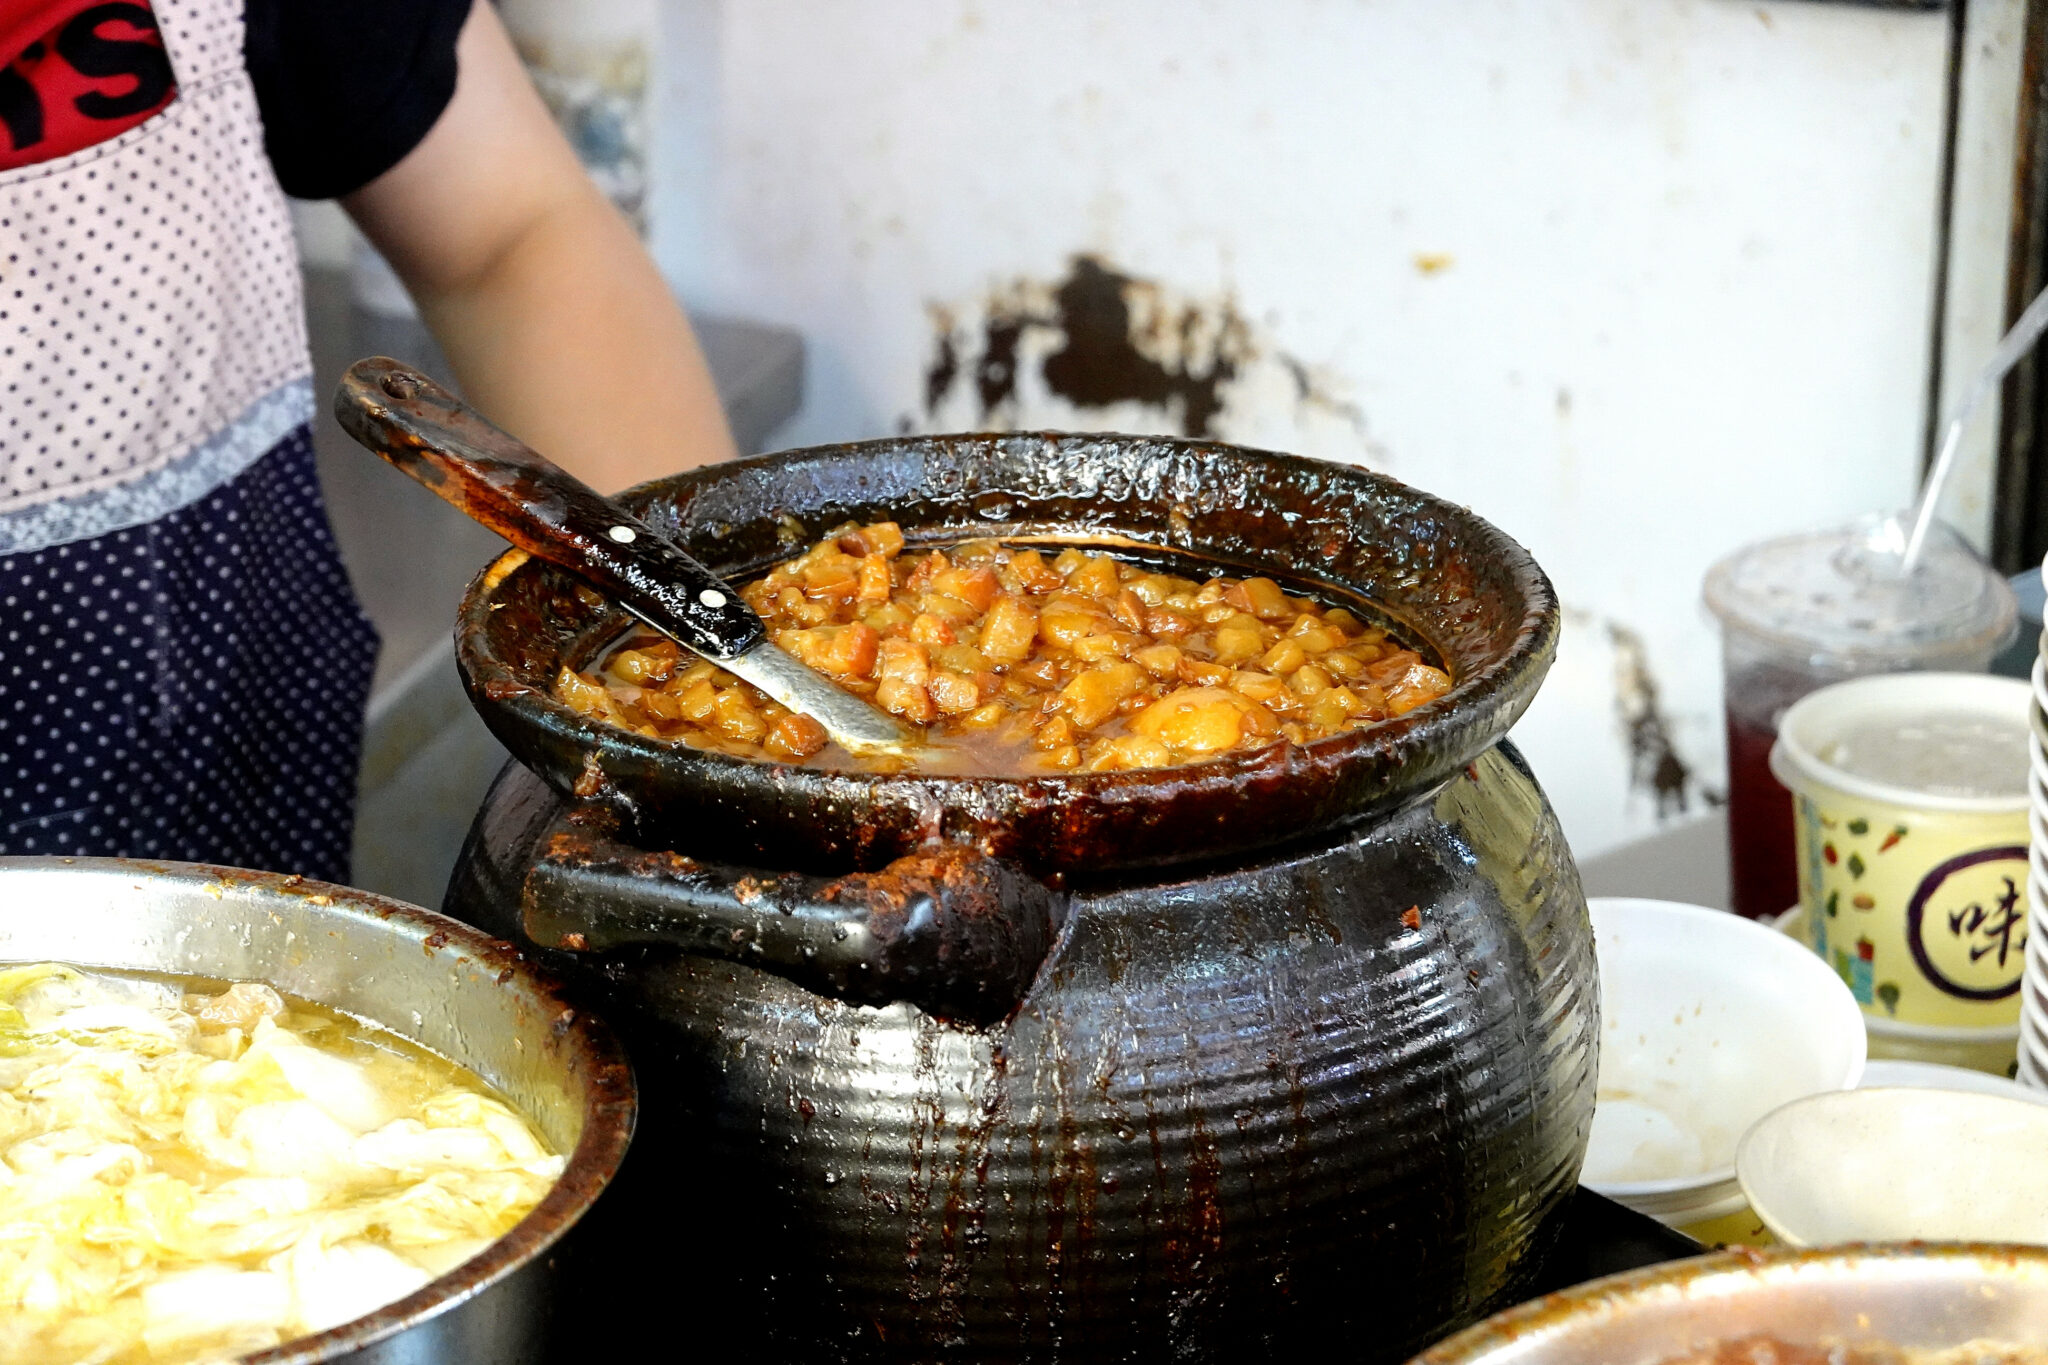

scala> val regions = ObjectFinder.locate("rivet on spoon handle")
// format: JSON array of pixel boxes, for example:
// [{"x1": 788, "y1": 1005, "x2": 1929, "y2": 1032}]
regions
[{"x1": 331, "y1": 357, "x2": 915, "y2": 754}]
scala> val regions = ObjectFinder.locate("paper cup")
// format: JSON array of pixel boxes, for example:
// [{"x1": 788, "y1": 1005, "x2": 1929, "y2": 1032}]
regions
[
  {"x1": 1772, "y1": 674, "x2": 2030, "y2": 1030},
  {"x1": 1776, "y1": 905, "x2": 2020, "y2": 1074}
]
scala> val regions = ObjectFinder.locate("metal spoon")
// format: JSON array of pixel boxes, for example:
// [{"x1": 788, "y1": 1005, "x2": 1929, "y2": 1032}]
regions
[{"x1": 333, "y1": 356, "x2": 915, "y2": 755}]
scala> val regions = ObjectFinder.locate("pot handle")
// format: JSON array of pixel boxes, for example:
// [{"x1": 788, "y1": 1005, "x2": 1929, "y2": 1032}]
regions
[{"x1": 521, "y1": 817, "x2": 1067, "y2": 1026}]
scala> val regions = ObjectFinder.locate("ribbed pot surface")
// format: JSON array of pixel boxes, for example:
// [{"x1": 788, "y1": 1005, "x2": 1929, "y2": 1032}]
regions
[{"x1": 448, "y1": 742, "x2": 1594, "y2": 1363}]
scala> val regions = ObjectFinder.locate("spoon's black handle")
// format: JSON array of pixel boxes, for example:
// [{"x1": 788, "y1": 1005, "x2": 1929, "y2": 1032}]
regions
[{"x1": 333, "y1": 356, "x2": 764, "y2": 660}]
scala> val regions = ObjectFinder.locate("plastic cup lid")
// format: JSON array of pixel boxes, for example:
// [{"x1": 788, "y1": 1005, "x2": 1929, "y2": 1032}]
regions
[{"x1": 1704, "y1": 512, "x2": 2016, "y2": 666}]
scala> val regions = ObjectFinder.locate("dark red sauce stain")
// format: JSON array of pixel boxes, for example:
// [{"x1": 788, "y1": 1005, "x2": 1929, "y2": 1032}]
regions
[
  {"x1": 924, "y1": 254, "x2": 1251, "y2": 438},
  {"x1": 1185, "y1": 1106, "x2": 1225, "y2": 1266},
  {"x1": 903, "y1": 1020, "x2": 941, "y2": 1310},
  {"x1": 925, "y1": 319, "x2": 959, "y2": 415},
  {"x1": 1041, "y1": 258, "x2": 1243, "y2": 438},
  {"x1": 937, "y1": 1039, "x2": 1007, "y2": 1340},
  {"x1": 976, "y1": 315, "x2": 1027, "y2": 420}
]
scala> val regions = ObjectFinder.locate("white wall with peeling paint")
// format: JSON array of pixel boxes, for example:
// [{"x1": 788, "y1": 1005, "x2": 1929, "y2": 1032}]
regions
[{"x1": 644, "y1": 0, "x2": 1964, "y2": 862}]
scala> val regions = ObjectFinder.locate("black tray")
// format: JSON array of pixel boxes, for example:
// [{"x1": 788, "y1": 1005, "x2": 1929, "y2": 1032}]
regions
[
  {"x1": 536, "y1": 1186, "x2": 1701, "y2": 1362},
  {"x1": 1521, "y1": 1186, "x2": 1705, "y2": 1300}
]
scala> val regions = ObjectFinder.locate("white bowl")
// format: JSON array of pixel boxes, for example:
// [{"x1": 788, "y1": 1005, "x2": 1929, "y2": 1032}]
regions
[
  {"x1": 1737, "y1": 1087, "x2": 2048, "y2": 1246},
  {"x1": 1584, "y1": 898, "x2": 1867, "y2": 1230}
]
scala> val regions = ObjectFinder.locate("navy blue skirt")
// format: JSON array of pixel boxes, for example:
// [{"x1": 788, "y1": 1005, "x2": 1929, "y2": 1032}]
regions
[{"x1": 0, "y1": 427, "x2": 378, "y2": 882}]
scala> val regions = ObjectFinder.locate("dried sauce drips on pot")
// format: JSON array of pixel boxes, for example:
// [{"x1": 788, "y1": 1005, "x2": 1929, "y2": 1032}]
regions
[{"x1": 553, "y1": 522, "x2": 1451, "y2": 775}]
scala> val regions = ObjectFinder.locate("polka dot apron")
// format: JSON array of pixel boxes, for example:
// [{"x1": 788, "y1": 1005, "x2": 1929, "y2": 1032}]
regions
[{"x1": 0, "y1": 0, "x2": 378, "y2": 880}]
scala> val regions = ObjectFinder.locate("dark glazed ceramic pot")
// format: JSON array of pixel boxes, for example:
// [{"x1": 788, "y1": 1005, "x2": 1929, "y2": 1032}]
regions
[{"x1": 442, "y1": 432, "x2": 1596, "y2": 1363}]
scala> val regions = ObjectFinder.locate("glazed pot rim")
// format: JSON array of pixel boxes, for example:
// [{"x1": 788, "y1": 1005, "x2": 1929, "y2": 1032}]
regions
[
  {"x1": 0, "y1": 856, "x2": 637, "y2": 1365},
  {"x1": 460, "y1": 432, "x2": 1556, "y2": 800}
]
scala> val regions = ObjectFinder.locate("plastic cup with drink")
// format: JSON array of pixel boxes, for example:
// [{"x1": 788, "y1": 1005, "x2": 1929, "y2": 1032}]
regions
[{"x1": 1703, "y1": 514, "x2": 2016, "y2": 922}]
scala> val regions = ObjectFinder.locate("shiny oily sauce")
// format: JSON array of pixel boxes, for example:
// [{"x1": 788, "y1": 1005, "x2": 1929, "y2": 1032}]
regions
[
  {"x1": 0, "y1": 963, "x2": 563, "y2": 1365},
  {"x1": 555, "y1": 522, "x2": 1453, "y2": 775}
]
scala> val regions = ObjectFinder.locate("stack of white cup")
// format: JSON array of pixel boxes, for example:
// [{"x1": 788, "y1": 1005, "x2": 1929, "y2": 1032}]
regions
[{"x1": 2019, "y1": 558, "x2": 2048, "y2": 1087}]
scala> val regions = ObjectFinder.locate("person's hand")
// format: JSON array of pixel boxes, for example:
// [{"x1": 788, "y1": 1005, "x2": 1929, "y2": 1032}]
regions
[{"x1": 341, "y1": 2, "x2": 738, "y2": 491}]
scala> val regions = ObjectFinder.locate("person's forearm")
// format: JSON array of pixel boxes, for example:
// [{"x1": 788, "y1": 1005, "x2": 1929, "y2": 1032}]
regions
[
  {"x1": 340, "y1": 1, "x2": 736, "y2": 492},
  {"x1": 410, "y1": 190, "x2": 738, "y2": 491}
]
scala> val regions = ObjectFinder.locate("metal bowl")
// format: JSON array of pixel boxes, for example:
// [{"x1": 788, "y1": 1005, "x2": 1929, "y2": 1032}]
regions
[
  {"x1": 0, "y1": 856, "x2": 636, "y2": 1365},
  {"x1": 1413, "y1": 1245, "x2": 2048, "y2": 1364}
]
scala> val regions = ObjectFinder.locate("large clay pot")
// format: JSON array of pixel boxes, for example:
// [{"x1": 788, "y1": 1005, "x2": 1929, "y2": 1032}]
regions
[{"x1": 440, "y1": 431, "x2": 1597, "y2": 1363}]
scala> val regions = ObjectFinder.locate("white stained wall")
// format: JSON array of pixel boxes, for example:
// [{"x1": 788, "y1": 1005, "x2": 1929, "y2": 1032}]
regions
[{"x1": 647, "y1": 0, "x2": 1958, "y2": 860}]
